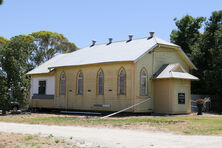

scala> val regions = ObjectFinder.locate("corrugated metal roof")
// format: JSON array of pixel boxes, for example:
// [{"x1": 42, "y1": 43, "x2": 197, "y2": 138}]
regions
[
  {"x1": 26, "y1": 54, "x2": 66, "y2": 75},
  {"x1": 48, "y1": 37, "x2": 159, "y2": 68},
  {"x1": 152, "y1": 63, "x2": 199, "y2": 80},
  {"x1": 170, "y1": 72, "x2": 199, "y2": 80},
  {"x1": 27, "y1": 36, "x2": 195, "y2": 75}
]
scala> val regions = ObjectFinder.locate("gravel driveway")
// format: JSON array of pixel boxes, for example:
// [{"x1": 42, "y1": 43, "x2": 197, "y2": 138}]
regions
[{"x1": 0, "y1": 122, "x2": 222, "y2": 148}]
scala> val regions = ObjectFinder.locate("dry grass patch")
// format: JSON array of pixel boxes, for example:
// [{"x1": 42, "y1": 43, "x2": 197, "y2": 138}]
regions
[
  {"x1": 0, "y1": 132, "x2": 78, "y2": 148},
  {"x1": 1, "y1": 113, "x2": 222, "y2": 135}
]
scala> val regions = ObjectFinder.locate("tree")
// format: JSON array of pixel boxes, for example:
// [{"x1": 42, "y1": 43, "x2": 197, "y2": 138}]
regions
[
  {"x1": 0, "y1": 36, "x2": 8, "y2": 70},
  {"x1": 0, "y1": 0, "x2": 3, "y2": 5},
  {"x1": 170, "y1": 15, "x2": 205, "y2": 56},
  {"x1": 30, "y1": 31, "x2": 77, "y2": 67},
  {"x1": 1, "y1": 35, "x2": 34, "y2": 108},
  {"x1": 192, "y1": 11, "x2": 222, "y2": 110},
  {"x1": 0, "y1": 36, "x2": 8, "y2": 47},
  {"x1": 0, "y1": 36, "x2": 9, "y2": 114},
  {"x1": 0, "y1": 73, "x2": 9, "y2": 115},
  {"x1": 0, "y1": 43, "x2": 9, "y2": 115},
  {"x1": 0, "y1": 31, "x2": 76, "y2": 113},
  {"x1": 171, "y1": 11, "x2": 222, "y2": 112},
  {"x1": 0, "y1": 31, "x2": 77, "y2": 112}
]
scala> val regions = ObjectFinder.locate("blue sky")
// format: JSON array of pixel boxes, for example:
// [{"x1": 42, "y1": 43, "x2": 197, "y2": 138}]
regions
[{"x1": 0, "y1": 0, "x2": 221, "y2": 48}]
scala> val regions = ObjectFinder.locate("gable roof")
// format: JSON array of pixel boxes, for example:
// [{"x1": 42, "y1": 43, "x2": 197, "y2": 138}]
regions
[
  {"x1": 152, "y1": 63, "x2": 199, "y2": 80},
  {"x1": 27, "y1": 36, "x2": 196, "y2": 75}
]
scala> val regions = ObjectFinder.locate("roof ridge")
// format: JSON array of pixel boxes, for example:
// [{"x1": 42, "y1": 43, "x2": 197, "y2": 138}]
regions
[
  {"x1": 80, "y1": 37, "x2": 148, "y2": 48},
  {"x1": 153, "y1": 36, "x2": 158, "y2": 44}
]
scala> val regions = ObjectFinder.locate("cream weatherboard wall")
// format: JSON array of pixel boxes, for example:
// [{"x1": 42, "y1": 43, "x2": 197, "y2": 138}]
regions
[
  {"x1": 153, "y1": 79, "x2": 191, "y2": 114},
  {"x1": 134, "y1": 46, "x2": 191, "y2": 112},
  {"x1": 153, "y1": 47, "x2": 189, "y2": 72},
  {"x1": 135, "y1": 49, "x2": 153, "y2": 112},
  {"x1": 153, "y1": 79, "x2": 174, "y2": 113},
  {"x1": 53, "y1": 62, "x2": 135, "y2": 111},
  {"x1": 173, "y1": 79, "x2": 191, "y2": 113}
]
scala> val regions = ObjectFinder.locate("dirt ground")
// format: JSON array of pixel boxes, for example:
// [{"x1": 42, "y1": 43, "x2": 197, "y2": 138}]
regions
[
  {"x1": 0, "y1": 132, "x2": 78, "y2": 148},
  {"x1": 1, "y1": 122, "x2": 222, "y2": 148}
]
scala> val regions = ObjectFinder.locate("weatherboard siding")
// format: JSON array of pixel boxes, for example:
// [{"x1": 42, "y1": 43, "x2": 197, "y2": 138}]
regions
[
  {"x1": 153, "y1": 47, "x2": 189, "y2": 73},
  {"x1": 173, "y1": 79, "x2": 191, "y2": 113},
  {"x1": 135, "y1": 50, "x2": 153, "y2": 112},
  {"x1": 53, "y1": 62, "x2": 135, "y2": 111},
  {"x1": 31, "y1": 99, "x2": 55, "y2": 108},
  {"x1": 134, "y1": 46, "x2": 190, "y2": 113},
  {"x1": 153, "y1": 79, "x2": 174, "y2": 113},
  {"x1": 153, "y1": 79, "x2": 191, "y2": 114}
]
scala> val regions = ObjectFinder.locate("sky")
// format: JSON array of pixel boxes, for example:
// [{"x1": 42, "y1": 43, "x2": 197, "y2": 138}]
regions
[{"x1": 0, "y1": 0, "x2": 221, "y2": 48}]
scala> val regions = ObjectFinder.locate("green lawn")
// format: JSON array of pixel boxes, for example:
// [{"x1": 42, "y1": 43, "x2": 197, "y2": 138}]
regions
[{"x1": 0, "y1": 114, "x2": 222, "y2": 135}]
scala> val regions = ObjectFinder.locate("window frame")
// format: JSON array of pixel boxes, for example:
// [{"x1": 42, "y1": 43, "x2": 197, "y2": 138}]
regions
[
  {"x1": 118, "y1": 67, "x2": 126, "y2": 95},
  {"x1": 97, "y1": 69, "x2": 104, "y2": 95},
  {"x1": 76, "y1": 71, "x2": 83, "y2": 95},
  {"x1": 140, "y1": 68, "x2": 148, "y2": 96},
  {"x1": 38, "y1": 80, "x2": 46, "y2": 95},
  {"x1": 59, "y1": 72, "x2": 66, "y2": 95}
]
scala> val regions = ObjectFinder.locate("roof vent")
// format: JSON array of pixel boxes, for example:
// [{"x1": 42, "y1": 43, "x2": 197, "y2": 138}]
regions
[
  {"x1": 90, "y1": 40, "x2": 96, "y2": 47},
  {"x1": 148, "y1": 31, "x2": 155, "y2": 39},
  {"x1": 107, "y1": 38, "x2": 112, "y2": 45},
  {"x1": 127, "y1": 34, "x2": 133, "y2": 42}
]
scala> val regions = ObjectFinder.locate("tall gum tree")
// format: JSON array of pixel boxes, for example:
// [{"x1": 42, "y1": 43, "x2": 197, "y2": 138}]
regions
[{"x1": 30, "y1": 31, "x2": 77, "y2": 67}]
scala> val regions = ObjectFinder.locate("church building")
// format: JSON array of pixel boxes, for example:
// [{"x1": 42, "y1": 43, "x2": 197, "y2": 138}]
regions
[{"x1": 27, "y1": 32, "x2": 198, "y2": 114}]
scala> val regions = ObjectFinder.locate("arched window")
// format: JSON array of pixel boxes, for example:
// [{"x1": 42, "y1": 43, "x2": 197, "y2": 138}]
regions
[
  {"x1": 60, "y1": 72, "x2": 66, "y2": 94},
  {"x1": 77, "y1": 71, "x2": 83, "y2": 95},
  {"x1": 140, "y1": 68, "x2": 148, "y2": 96},
  {"x1": 97, "y1": 69, "x2": 104, "y2": 95},
  {"x1": 118, "y1": 68, "x2": 126, "y2": 95}
]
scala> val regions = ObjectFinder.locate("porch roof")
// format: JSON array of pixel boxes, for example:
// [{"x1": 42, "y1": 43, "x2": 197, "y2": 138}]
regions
[{"x1": 152, "y1": 64, "x2": 199, "y2": 80}]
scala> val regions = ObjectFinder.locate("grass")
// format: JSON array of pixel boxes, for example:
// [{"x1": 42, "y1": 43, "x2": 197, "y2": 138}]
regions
[
  {"x1": 0, "y1": 132, "x2": 79, "y2": 148},
  {"x1": 24, "y1": 135, "x2": 33, "y2": 141},
  {"x1": 55, "y1": 139, "x2": 59, "y2": 143},
  {"x1": 0, "y1": 113, "x2": 222, "y2": 135}
]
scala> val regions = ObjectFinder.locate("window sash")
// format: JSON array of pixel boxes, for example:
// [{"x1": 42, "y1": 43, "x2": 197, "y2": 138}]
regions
[
  {"x1": 141, "y1": 70, "x2": 148, "y2": 95},
  {"x1": 97, "y1": 73, "x2": 103, "y2": 94},
  {"x1": 118, "y1": 70, "x2": 126, "y2": 94},
  {"x1": 60, "y1": 79, "x2": 65, "y2": 94},
  {"x1": 77, "y1": 73, "x2": 83, "y2": 94},
  {"x1": 38, "y1": 81, "x2": 46, "y2": 95},
  {"x1": 60, "y1": 74, "x2": 65, "y2": 94}
]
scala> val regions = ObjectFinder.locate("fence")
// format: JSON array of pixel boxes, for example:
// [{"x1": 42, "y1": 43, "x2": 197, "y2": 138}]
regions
[{"x1": 191, "y1": 94, "x2": 212, "y2": 112}]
